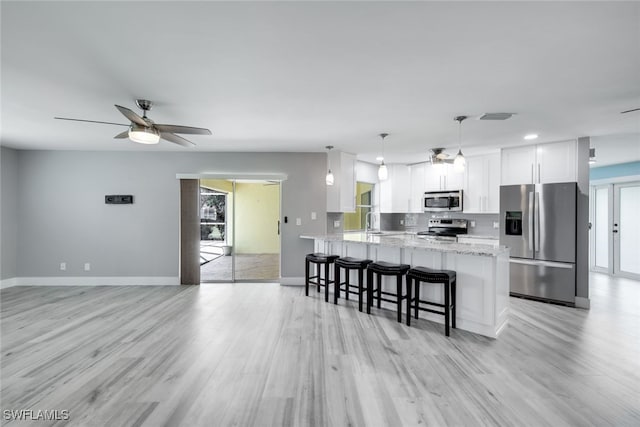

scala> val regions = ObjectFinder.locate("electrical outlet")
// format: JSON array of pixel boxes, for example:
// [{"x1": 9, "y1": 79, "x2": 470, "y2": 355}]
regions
[
  {"x1": 296, "y1": 218, "x2": 302, "y2": 226},
  {"x1": 493, "y1": 221, "x2": 500, "y2": 229},
  {"x1": 84, "y1": 263, "x2": 91, "y2": 271},
  {"x1": 311, "y1": 212, "x2": 317, "y2": 220},
  {"x1": 470, "y1": 221, "x2": 476, "y2": 228},
  {"x1": 400, "y1": 219, "x2": 404, "y2": 225},
  {"x1": 334, "y1": 220, "x2": 340, "y2": 228},
  {"x1": 60, "y1": 262, "x2": 66, "y2": 271}
]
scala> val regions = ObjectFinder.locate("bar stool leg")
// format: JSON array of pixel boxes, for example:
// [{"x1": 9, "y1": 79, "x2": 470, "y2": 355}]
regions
[
  {"x1": 415, "y1": 279, "x2": 420, "y2": 320},
  {"x1": 444, "y1": 281, "x2": 450, "y2": 336},
  {"x1": 358, "y1": 268, "x2": 364, "y2": 312},
  {"x1": 396, "y1": 274, "x2": 402, "y2": 323},
  {"x1": 334, "y1": 264, "x2": 340, "y2": 305},
  {"x1": 452, "y1": 278, "x2": 457, "y2": 329},
  {"x1": 406, "y1": 276, "x2": 412, "y2": 326},
  {"x1": 376, "y1": 274, "x2": 382, "y2": 309},
  {"x1": 305, "y1": 259, "x2": 310, "y2": 296},
  {"x1": 345, "y1": 270, "x2": 350, "y2": 301},
  {"x1": 366, "y1": 269, "x2": 373, "y2": 314},
  {"x1": 324, "y1": 261, "x2": 330, "y2": 302}
]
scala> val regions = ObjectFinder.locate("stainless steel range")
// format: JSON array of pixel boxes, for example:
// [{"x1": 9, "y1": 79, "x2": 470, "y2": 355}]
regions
[{"x1": 417, "y1": 219, "x2": 468, "y2": 242}]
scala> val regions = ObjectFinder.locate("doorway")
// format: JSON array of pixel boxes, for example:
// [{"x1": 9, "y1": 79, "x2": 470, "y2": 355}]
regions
[
  {"x1": 590, "y1": 181, "x2": 640, "y2": 280},
  {"x1": 199, "y1": 179, "x2": 281, "y2": 282}
]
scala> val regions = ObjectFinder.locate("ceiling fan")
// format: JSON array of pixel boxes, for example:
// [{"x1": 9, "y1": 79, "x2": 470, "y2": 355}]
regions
[
  {"x1": 55, "y1": 99, "x2": 212, "y2": 147},
  {"x1": 429, "y1": 147, "x2": 455, "y2": 165}
]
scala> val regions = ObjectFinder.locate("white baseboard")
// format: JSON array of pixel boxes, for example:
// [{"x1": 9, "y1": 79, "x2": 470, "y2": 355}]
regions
[
  {"x1": 3, "y1": 276, "x2": 179, "y2": 287},
  {"x1": 575, "y1": 296, "x2": 591, "y2": 309},
  {"x1": 279, "y1": 277, "x2": 304, "y2": 286},
  {"x1": 0, "y1": 278, "x2": 19, "y2": 289}
]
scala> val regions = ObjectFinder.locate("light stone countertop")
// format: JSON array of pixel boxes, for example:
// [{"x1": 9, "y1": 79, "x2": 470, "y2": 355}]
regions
[{"x1": 300, "y1": 232, "x2": 509, "y2": 257}]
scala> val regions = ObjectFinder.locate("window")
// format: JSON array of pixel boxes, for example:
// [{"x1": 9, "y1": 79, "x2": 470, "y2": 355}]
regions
[
  {"x1": 344, "y1": 182, "x2": 374, "y2": 231},
  {"x1": 200, "y1": 187, "x2": 227, "y2": 242}
]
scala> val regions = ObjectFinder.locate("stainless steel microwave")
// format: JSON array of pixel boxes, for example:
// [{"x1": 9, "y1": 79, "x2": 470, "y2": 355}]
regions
[{"x1": 423, "y1": 190, "x2": 463, "y2": 212}]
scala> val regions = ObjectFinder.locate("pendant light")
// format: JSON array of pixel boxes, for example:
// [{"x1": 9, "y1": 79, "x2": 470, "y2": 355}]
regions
[
  {"x1": 453, "y1": 116, "x2": 467, "y2": 172},
  {"x1": 325, "y1": 145, "x2": 335, "y2": 186},
  {"x1": 378, "y1": 133, "x2": 389, "y2": 181}
]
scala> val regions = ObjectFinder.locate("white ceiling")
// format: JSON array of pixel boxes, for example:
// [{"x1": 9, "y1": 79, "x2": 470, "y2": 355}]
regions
[{"x1": 1, "y1": 1, "x2": 639, "y2": 166}]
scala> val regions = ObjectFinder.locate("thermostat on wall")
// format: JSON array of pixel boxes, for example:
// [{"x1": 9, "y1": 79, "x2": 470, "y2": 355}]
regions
[{"x1": 105, "y1": 195, "x2": 133, "y2": 204}]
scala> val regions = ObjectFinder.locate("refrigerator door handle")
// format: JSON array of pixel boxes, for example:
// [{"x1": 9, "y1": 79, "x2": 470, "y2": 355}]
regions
[
  {"x1": 510, "y1": 258, "x2": 574, "y2": 269},
  {"x1": 534, "y1": 191, "x2": 540, "y2": 252},
  {"x1": 528, "y1": 191, "x2": 534, "y2": 251}
]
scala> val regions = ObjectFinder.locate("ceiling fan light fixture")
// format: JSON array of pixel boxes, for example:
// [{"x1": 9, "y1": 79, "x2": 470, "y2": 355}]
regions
[{"x1": 128, "y1": 124, "x2": 160, "y2": 144}]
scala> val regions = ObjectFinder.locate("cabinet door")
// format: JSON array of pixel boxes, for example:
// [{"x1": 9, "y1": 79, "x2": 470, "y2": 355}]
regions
[
  {"x1": 391, "y1": 164, "x2": 410, "y2": 213},
  {"x1": 463, "y1": 156, "x2": 484, "y2": 213},
  {"x1": 485, "y1": 153, "x2": 501, "y2": 213},
  {"x1": 501, "y1": 145, "x2": 536, "y2": 185},
  {"x1": 536, "y1": 140, "x2": 577, "y2": 184},
  {"x1": 424, "y1": 163, "x2": 444, "y2": 191},
  {"x1": 409, "y1": 163, "x2": 426, "y2": 213},
  {"x1": 444, "y1": 164, "x2": 465, "y2": 190}
]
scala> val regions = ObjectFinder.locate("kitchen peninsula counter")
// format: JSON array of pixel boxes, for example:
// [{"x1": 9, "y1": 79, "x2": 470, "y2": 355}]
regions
[{"x1": 300, "y1": 232, "x2": 510, "y2": 338}]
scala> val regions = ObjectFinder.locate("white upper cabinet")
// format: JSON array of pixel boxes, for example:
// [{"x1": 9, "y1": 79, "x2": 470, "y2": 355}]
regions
[
  {"x1": 409, "y1": 163, "x2": 426, "y2": 213},
  {"x1": 379, "y1": 164, "x2": 410, "y2": 213},
  {"x1": 326, "y1": 151, "x2": 356, "y2": 212},
  {"x1": 501, "y1": 140, "x2": 577, "y2": 185},
  {"x1": 463, "y1": 153, "x2": 500, "y2": 213},
  {"x1": 424, "y1": 163, "x2": 464, "y2": 191},
  {"x1": 536, "y1": 140, "x2": 577, "y2": 184}
]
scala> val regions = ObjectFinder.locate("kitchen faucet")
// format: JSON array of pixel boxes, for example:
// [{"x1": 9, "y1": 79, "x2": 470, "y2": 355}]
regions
[{"x1": 365, "y1": 211, "x2": 377, "y2": 233}]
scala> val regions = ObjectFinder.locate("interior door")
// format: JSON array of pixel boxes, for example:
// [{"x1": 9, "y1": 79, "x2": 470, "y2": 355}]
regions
[{"x1": 614, "y1": 182, "x2": 640, "y2": 279}]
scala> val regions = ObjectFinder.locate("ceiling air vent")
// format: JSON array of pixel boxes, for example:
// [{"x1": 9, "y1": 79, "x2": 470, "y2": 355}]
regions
[{"x1": 479, "y1": 112, "x2": 515, "y2": 120}]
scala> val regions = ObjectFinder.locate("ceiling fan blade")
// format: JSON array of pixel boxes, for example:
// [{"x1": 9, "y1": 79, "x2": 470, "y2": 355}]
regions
[
  {"x1": 155, "y1": 124, "x2": 212, "y2": 135},
  {"x1": 160, "y1": 132, "x2": 195, "y2": 147},
  {"x1": 115, "y1": 105, "x2": 148, "y2": 127},
  {"x1": 114, "y1": 131, "x2": 129, "y2": 139},
  {"x1": 55, "y1": 117, "x2": 129, "y2": 127}
]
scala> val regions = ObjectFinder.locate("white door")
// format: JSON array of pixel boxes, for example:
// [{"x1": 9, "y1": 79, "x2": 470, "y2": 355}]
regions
[
  {"x1": 590, "y1": 182, "x2": 640, "y2": 279},
  {"x1": 614, "y1": 182, "x2": 640, "y2": 279}
]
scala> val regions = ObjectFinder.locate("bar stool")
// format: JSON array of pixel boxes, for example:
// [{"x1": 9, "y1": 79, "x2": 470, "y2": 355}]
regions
[
  {"x1": 366, "y1": 261, "x2": 410, "y2": 322},
  {"x1": 406, "y1": 266, "x2": 456, "y2": 336},
  {"x1": 305, "y1": 253, "x2": 339, "y2": 302},
  {"x1": 334, "y1": 257, "x2": 373, "y2": 312}
]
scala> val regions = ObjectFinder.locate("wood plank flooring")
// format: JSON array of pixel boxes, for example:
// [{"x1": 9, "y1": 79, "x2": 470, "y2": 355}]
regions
[{"x1": 1, "y1": 273, "x2": 639, "y2": 426}]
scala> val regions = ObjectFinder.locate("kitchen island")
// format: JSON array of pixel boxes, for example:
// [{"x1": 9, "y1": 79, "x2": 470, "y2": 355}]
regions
[{"x1": 300, "y1": 232, "x2": 510, "y2": 338}]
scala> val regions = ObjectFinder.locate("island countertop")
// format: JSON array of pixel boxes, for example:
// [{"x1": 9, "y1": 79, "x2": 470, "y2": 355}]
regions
[{"x1": 300, "y1": 232, "x2": 508, "y2": 257}]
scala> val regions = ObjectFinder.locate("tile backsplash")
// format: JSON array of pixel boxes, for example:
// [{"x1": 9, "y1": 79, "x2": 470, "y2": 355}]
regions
[{"x1": 384, "y1": 212, "x2": 500, "y2": 237}]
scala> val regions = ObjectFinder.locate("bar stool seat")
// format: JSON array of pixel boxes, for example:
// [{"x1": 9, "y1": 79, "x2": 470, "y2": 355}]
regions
[
  {"x1": 406, "y1": 266, "x2": 457, "y2": 336},
  {"x1": 366, "y1": 261, "x2": 410, "y2": 322},
  {"x1": 305, "y1": 253, "x2": 339, "y2": 302},
  {"x1": 334, "y1": 257, "x2": 372, "y2": 311}
]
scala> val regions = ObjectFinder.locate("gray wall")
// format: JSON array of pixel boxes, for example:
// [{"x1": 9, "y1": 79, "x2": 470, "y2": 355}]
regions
[
  {"x1": 1, "y1": 147, "x2": 19, "y2": 279},
  {"x1": 10, "y1": 150, "x2": 326, "y2": 279}
]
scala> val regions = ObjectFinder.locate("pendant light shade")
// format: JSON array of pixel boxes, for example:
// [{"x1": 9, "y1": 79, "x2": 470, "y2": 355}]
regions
[
  {"x1": 378, "y1": 162, "x2": 388, "y2": 180},
  {"x1": 325, "y1": 145, "x2": 335, "y2": 186},
  {"x1": 453, "y1": 116, "x2": 467, "y2": 172},
  {"x1": 378, "y1": 133, "x2": 389, "y2": 181}
]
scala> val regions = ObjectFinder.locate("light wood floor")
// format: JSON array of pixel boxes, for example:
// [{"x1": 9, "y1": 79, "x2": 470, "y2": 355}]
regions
[{"x1": 1, "y1": 273, "x2": 639, "y2": 426}]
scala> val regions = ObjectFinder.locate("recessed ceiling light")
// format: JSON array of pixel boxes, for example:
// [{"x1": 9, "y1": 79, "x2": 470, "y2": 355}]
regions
[
  {"x1": 524, "y1": 134, "x2": 538, "y2": 140},
  {"x1": 376, "y1": 156, "x2": 384, "y2": 161}
]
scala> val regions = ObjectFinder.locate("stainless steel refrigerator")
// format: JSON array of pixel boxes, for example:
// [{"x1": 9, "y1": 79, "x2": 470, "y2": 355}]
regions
[{"x1": 500, "y1": 182, "x2": 576, "y2": 304}]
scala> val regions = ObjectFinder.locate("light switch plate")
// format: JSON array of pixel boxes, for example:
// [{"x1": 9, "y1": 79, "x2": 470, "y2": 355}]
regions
[
  {"x1": 493, "y1": 221, "x2": 500, "y2": 229},
  {"x1": 296, "y1": 218, "x2": 302, "y2": 226},
  {"x1": 311, "y1": 212, "x2": 317, "y2": 220},
  {"x1": 470, "y1": 221, "x2": 476, "y2": 228},
  {"x1": 334, "y1": 220, "x2": 340, "y2": 228}
]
